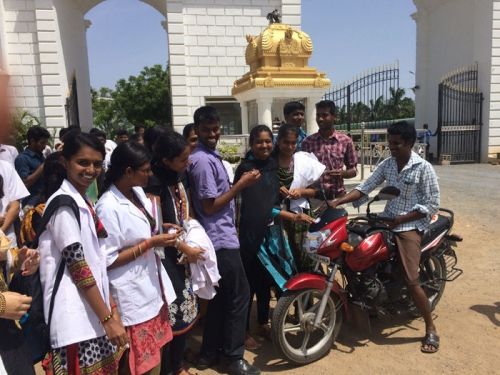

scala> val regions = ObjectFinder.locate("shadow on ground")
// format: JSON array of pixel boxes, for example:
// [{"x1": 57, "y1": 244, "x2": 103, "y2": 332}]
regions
[{"x1": 470, "y1": 302, "x2": 500, "y2": 327}]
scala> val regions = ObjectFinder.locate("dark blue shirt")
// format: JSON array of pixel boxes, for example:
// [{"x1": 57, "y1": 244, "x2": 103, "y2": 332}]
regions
[{"x1": 14, "y1": 148, "x2": 44, "y2": 206}]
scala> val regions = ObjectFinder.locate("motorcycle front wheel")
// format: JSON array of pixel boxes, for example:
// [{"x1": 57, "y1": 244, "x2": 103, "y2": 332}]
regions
[{"x1": 271, "y1": 288, "x2": 344, "y2": 365}]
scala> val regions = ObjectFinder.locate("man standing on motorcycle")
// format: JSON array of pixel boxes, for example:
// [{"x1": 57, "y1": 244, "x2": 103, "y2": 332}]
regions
[{"x1": 329, "y1": 121, "x2": 441, "y2": 354}]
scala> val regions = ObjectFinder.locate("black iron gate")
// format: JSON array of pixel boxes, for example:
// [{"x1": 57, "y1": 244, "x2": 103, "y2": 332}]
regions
[
  {"x1": 437, "y1": 64, "x2": 483, "y2": 163},
  {"x1": 323, "y1": 61, "x2": 399, "y2": 132},
  {"x1": 65, "y1": 75, "x2": 80, "y2": 128}
]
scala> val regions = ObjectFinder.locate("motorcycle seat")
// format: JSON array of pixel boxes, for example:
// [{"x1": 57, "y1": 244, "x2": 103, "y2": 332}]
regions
[
  {"x1": 421, "y1": 214, "x2": 450, "y2": 247},
  {"x1": 348, "y1": 223, "x2": 372, "y2": 237}
]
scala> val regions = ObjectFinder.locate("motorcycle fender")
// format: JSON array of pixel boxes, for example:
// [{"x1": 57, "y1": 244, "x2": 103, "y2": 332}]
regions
[
  {"x1": 285, "y1": 273, "x2": 327, "y2": 291},
  {"x1": 284, "y1": 273, "x2": 348, "y2": 313}
]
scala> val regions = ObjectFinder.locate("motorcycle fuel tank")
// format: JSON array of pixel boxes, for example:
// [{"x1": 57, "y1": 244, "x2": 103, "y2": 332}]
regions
[
  {"x1": 316, "y1": 216, "x2": 348, "y2": 260},
  {"x1": 346, "y1": 232, "x2": 389, "y2": 272}
]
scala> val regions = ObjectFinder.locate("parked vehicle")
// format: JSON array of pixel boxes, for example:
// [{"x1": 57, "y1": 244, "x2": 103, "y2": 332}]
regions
[{"x1": 271, "y1": 186, "x2": 462, "y2": 365}]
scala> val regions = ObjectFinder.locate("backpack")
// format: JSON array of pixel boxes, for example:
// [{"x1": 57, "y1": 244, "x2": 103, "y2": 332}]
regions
[{"x1": 9, "y1": 194, "x2": 80, "y2": 363}]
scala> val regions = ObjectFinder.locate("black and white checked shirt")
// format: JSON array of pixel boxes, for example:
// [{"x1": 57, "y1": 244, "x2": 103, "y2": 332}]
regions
[{"x1": 353, "y1": 151, "x2": 440, "y2": 232}]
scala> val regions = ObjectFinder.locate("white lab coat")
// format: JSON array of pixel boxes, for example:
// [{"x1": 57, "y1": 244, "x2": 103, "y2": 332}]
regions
[
  {"x1": 289, "y1": 152, "x2": 326, "y2": 213},
  {"x1": 38, "y1": 179, "x2": 110, "y2": 348},
  {"x1": 0, "y1": 160, "x2": 29, "y2": 243},
  {"x1": 96, "y1": 185, "x2": 176, "y2": 326},
  {"x1": 182, "y1": 219, "x2": 220, "y2": 300}
]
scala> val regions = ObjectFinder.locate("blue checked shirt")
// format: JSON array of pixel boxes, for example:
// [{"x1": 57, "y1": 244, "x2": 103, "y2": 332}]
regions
[{"x1": 353, "y1": 151, "x2": 440, "y2": 232}]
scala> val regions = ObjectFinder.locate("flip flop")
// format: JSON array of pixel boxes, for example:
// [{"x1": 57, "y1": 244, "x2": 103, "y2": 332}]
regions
[{"x1": 421, "y1": 332, "x2": 440, "y2": 353}]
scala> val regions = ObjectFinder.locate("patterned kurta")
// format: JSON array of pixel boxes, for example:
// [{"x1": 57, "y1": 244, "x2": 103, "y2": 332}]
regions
[{"x1": 162, "y1": 182, "x2": 199, "y2": 335}]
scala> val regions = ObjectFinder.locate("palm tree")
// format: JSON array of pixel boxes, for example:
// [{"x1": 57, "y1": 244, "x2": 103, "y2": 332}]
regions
[
  {"x1": 369, "y1": 95, "x2": 385, "y2": 121},
  {"x1": 387, "y1": 87, "x2": 406, "y2": 119}
]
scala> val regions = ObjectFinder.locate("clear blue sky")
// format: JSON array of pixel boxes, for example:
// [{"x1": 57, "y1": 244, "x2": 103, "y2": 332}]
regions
[{"x1": 87, "y1": 0, "x2": 417, "y2": 94}]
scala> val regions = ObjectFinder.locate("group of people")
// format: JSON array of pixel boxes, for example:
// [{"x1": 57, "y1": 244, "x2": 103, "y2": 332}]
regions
[{"x1": 0, "y1": 94, "x2": 442, "y2": 375}]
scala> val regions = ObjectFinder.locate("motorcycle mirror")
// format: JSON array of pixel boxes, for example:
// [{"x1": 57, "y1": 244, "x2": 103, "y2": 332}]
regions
[{"x1": 375, "y1": 186, "x2": 400, "y2": 201}]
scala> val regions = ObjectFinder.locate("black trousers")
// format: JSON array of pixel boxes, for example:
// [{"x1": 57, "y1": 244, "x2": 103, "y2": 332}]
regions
[
  {"x1": 242, "y1": 253, "x2": 273, "y2": 330},
  {"x1": 160, "y1": 333, "x2": 187, "y2": 374},
  {"x1": 200, "y1": 248, "x2": 250, "y2": 361}
]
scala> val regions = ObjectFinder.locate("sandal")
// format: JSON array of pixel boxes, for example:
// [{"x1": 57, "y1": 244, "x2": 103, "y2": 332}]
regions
[
  {"x1": 257, "y1": 324, "x2": 272, "y2": 341},
  {"x1": 245, "y1": 334, "x2": 261, "y2": 350},
  {"x1": 421, "y1": 332, "x2": 440, "y2": 353}
]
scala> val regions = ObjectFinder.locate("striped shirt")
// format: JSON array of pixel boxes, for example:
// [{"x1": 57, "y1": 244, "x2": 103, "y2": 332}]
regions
[{"x1": 353, "y1": 151, "x2": 440, "y2": 232}]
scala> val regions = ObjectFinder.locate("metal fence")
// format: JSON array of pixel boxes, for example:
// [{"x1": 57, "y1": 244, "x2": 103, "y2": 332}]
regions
[{"x1": 323, "y1": 62, "x2": 400, "y2": 132}]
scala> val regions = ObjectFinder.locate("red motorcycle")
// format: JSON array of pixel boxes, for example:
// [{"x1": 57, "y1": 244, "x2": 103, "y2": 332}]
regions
[{"x1": 271, "y1": 186, "x2": 462, "y2": 365}]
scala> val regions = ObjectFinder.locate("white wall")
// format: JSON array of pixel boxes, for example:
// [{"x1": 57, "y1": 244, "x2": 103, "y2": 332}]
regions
[
  {"x1": 167, "y1": 0, "x2": 301, "y2": 131},
  {"x1": 413, "y1": 0, "x2": 493, "y2": 161},
  {"x1": 0, "y1": 0, "x2": 302, "y2": 134},
  {"x1": 1, "y1": 0, "x2": 46, "y2": 125},
  {"x1": 490, "y1": 1, "x2": 500, "y2": 155},
  {"x1": 53, "y1": 0, "x2": 93, "y2": 130}
]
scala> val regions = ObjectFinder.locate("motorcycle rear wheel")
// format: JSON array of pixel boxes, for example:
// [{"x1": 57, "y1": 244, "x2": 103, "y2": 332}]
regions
[
  {"x1": 420, "y1": 254, "x2": 447, "y2": 310},
  {"x1": 271, "y1": 288, "x2": 343, "y2": 365}
]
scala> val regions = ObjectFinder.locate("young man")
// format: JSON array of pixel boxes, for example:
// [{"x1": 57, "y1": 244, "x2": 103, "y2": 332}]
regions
[
  {"x1": 134, "y1": 124, "x2": 145, "y2": 137},
  {"x1": 14, "y1": 125, "x2": 50, "y2": 207},
  {"x1": 187, "y1": 106, "x2": 261, "y2": 375},
  {"x1": 301, "y1": 100, "x2": 357, "y2": 199},
  {"x1": 330, "y1": 121, "x2": 441, "y2": 353},
  {"x1": 419, "y1": 123, "x2": 433, "y2": 157},
  {"x1": 115, "y1": 128, "x2": 129, "y2": 144},
  {"x1": 283, "y1": 101, "x2": 307, "y2": 150}
]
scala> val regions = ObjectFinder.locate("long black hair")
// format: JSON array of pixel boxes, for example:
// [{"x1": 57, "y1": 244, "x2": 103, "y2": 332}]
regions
[
  {"x1": 101, "y1": 141, "x2": 151, "y2": 196},
  {"x1": 249, "y1": 124, "x2": 273, "y2": 146},
  {"x1": 272, "y1": 123, "x2": 299, "y2": 156},
  {"x1": 143, "y1": 126, "x2": 169, "y2": 153},
  {"x1": 41, "y1": 152, "x2": 66, "y2": 202},
  {"x1": 153, "y1": 130, "x2": 188, "y2": 163},
  {"x1": 61, "y1": 132, "x2": 105, "y2": 161}
]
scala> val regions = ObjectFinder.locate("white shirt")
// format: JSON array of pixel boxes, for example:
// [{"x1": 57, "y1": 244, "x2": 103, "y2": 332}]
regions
[
  {"x1": 96, "y1": 185, "x2": 176, "y2": 326},
  {"x1": 0, "y1": 144, "x2": 18, "y2": 165},
  {"x1": 0, "y1": 160, "x2": 29, "y2": 243},
  {"x1": 39, "y1": 179, "x2": 110, "y2": 348},
  {"x1": 183, "y1": 219, "x2": 220, "y2": 300}
]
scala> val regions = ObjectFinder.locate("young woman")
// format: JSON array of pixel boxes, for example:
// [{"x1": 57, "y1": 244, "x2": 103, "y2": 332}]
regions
[
  {"x1": 151, "y1": 131, "x2": 204, "y2": 375},
  {"x1": 275, "y1": 124, "x2": 317, "y2": 272},
  {"x1": 182, "y1": 123, "x2": 198, "y2": 153},
  {"x1": 96, "y1": 142, "x2": 178, "y2": 375},
  {"x1": 234, "y1": 125, "x2": 313, "y2": 349},
  {"x1": 38, "y1": 132, "x2": 128, "y2": 375}
]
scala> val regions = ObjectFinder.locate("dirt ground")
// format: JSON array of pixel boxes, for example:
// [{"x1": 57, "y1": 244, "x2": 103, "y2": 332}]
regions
[
  {"x1": 192, "y1": 164, "x2": 500, "y2": 375},
  {"x1": 35, "y1": 164, "x2": 500, "y2": 375}
]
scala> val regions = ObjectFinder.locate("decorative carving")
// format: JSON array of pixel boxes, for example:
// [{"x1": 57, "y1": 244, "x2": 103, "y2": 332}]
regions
[{"x1": 232, "y1": 23, "x2": 331, "y2": 95}]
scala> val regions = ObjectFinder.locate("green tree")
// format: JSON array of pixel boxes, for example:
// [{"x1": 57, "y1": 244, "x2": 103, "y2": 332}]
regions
[
  {"x1": 91, "y1": 64, "x2": 172, "y2": 136},
  {"x1": 369, "y1": 95, "x2": 386, "y2": 121},
  {"x1": 113, "y1": 64, "x2": 172, "y2": 128},
  {"x1": 387, "y1": 87, "x2": 406, "y2": 119},
  {"x1": 398, "y1": 97, "x2": 416, "y2": 119},
  {"x1": 91, "y1": 87, "x2": 128, "y2": 136}
]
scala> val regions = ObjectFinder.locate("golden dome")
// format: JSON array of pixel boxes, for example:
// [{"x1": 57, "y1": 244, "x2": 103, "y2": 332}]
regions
[
  {"x1": 233, "y1": 23, "x2": 330, "y2": 95},
  {"x1": 245, "y1": 24, "x2": 314, "y2": 71}
]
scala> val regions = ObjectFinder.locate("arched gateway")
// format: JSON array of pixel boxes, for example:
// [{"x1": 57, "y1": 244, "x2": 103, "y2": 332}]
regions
[{"x1": 0, "y1": 0, "x2": 301, "y2": 133}]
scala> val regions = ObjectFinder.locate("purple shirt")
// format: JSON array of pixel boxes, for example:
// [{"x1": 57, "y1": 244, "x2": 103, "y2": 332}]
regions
[{"x1": 187, "y1": 144, "x2": 239, "y2": 251}]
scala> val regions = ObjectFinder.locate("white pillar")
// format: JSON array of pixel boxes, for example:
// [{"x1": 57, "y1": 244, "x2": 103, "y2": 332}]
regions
[
  {"x1": 240, "y1": 102, "x2": 249, "y2": 134},
  {"x1": 257, "y1": 98, "x2": 273, "y2": 128}
]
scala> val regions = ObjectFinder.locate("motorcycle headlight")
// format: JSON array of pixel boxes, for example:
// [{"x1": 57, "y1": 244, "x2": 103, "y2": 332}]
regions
[{"x1": 303, "y1": 229, "x2": 331, "y2": 253}]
